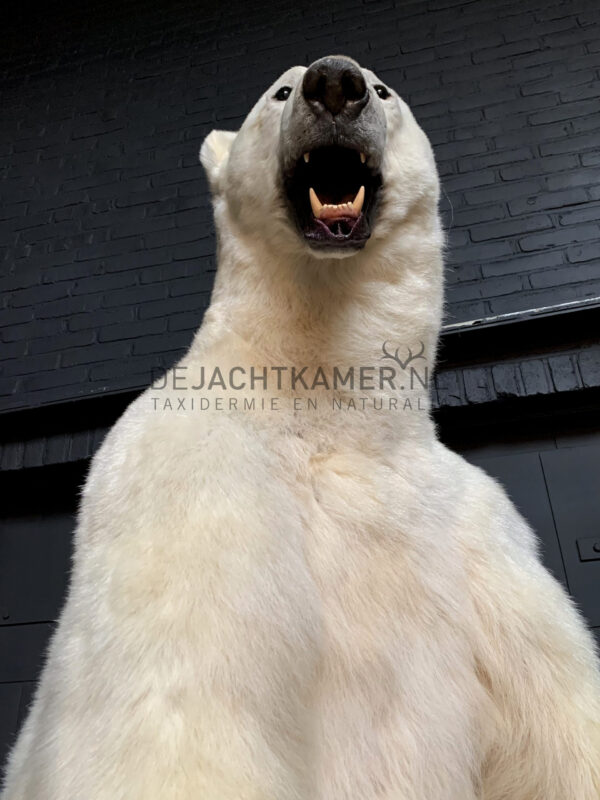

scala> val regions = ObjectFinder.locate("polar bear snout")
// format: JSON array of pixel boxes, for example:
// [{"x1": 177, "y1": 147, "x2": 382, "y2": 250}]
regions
[
  {"x1": 201, "y1": 56, "x2": 438, "y2": 259},
  {"x1": 280, "y1": 56, "x2": 389, "y2": 254},
  {"x1": 302, "y1": 56, "x2": 369, "y2": 119}
]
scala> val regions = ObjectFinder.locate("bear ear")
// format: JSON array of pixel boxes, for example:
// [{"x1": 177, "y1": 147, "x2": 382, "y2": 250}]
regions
[{"x1": 199, "y1": 129, "x2": 237, "y2": 192}]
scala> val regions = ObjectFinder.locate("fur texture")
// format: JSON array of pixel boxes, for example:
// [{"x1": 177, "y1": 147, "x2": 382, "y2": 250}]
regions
[{"x1": 3, "y1": 60, "x2": 599, "y2": 800}]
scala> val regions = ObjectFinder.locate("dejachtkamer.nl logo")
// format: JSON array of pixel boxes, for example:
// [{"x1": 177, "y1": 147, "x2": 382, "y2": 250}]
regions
[{"x1": 150, "y1": 340, "x2": 430, "y2": 412}]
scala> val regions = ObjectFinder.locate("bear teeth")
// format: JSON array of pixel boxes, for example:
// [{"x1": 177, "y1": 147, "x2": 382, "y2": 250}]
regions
[
  {"x1": 303, "y1": 152, "x2": 310, "y2": 163},
  {"x1": 360, "y1": 152, "x2": 366, "y2": 164},
  {"x1": 309, "y1": 186, "x2": 365, "y2": 220},
  {"x1": 309, "y1": 187, "x2": 323, "y2": 216},
  {"x1": 352, "y1": 185, "x2": 365, "y2": 214}
]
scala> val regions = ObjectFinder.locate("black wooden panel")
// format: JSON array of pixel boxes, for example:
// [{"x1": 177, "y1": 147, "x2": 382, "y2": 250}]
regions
[
  {"x1": 0, "y1": 514, "x2": 73, "y2": 626},
  {"x1": 0, "y1": 682, "x2": 36, "y2": 780},
  {"x1": 0, "y1": 624, "x2": 54, "y2": 684},
  {"x1": 541, "y1": 446, "x2": 600, "y2": 628},
  {"x1": 0, "y1": 684, "x2": 21, "y2": 774},
  {"x1": 17, "y1": 682, "x2": 36, "y2": 725},
  {"x1": 463, "y1": 452, "x2": 567, "y2": 588}
]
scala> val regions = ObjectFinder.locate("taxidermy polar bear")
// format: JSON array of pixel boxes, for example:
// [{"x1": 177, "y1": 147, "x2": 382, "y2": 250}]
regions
[{"x1": 3, "y1": 56, "x2": 600, "y2": 800}]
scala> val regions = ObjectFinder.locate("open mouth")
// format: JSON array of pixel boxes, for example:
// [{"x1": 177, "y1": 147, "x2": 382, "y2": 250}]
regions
[{"x1": 283, "y1": 146, "x2": 382, "y2": 249}]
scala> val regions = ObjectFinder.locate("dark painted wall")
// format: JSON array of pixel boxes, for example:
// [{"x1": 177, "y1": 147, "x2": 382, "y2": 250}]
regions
[{"x1": 1, "y1": 0, "x2": 600, "y2": 411}]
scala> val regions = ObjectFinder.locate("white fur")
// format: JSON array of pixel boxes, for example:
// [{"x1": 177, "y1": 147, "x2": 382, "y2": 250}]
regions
[{"x1": 3, "y1": 62, "x2": 599, "y2": 800}]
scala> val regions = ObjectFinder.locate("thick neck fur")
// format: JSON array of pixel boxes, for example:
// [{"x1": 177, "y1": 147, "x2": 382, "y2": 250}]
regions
[{"x1": 188, "y1": 200, "x2": 444, "y2": 444}]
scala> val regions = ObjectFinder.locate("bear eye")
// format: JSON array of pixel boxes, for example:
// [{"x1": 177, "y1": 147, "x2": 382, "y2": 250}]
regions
[
  {"x1": 274, "y1": 86, "x2": 292, "y2": 101},
  {"x1": 374, "y1": 84, "x2": 391, "y2": 100}
]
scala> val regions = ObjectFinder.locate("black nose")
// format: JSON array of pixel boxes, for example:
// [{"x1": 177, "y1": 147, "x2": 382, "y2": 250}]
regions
[{"x1": 302, "y1": 56, "x2": 368, "y2": 117}]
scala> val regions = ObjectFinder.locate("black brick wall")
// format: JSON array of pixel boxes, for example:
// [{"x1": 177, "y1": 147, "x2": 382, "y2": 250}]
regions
[{"x1": 1, "y1": 0, "x2": 599, "y2": 411}]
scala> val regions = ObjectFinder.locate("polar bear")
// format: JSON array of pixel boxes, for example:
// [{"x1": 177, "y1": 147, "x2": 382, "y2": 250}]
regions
[{"x1": 2, "y1": 56, "x2": 599, "y2": 800}]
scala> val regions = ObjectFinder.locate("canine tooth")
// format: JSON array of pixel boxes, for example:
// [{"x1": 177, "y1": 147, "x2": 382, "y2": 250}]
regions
[
  {"x1": 303, "y1": 152, "x2": 310, "y2": 163},
  {"x1": 309, "y1": 187, "x2": 323, "y2": 217},
  {"x1": 360, "y1": 152, "x2": 366, "y2": 164},
  {"x1": 352, "y1": 185, "x2": 365, "y2": 214}
]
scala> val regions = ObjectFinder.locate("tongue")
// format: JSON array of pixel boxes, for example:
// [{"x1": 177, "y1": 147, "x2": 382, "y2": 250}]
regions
[{"x1": 319, "y1": 217, "x2": 359, "y2": 237}]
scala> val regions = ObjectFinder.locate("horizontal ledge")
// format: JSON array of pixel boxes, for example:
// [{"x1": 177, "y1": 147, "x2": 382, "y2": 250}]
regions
[
  {"x1": 0, "y1": 302, "x2": 599, "y2": 431},
  {"x1": 443, "y1": 296, "x2": 600, "y2": 334},
  {"x1": 439, "y1": 298, "x2": 600, "y2": 367}
]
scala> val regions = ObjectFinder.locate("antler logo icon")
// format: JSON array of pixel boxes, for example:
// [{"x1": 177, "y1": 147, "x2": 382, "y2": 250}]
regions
[{"x1": 381, "y1": 340, "x2": 426, "y2": 370}]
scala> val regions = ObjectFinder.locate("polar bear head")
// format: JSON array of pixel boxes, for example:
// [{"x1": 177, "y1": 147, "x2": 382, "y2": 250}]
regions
[{"x1": 200, "y1": 55, "x2": 440, "y2": 262}]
